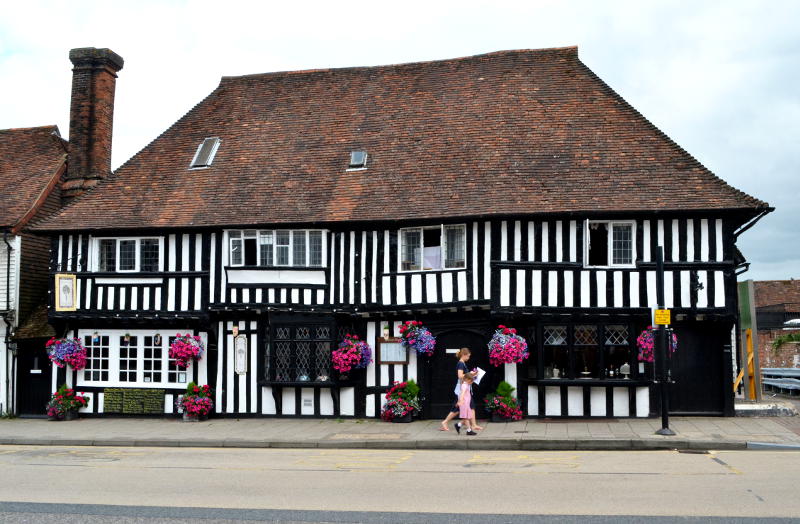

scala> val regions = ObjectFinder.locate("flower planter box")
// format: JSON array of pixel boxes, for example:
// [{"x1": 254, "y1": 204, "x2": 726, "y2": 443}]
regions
[
  {"x1": 490, "y1": 412, "x2": 516, "y2": 423},
  {"x1": 391, "y1": 412, "x2": 413, "y2": 423},
  {"x1": 64, "y1": 410, "x2": 79, "y2": 421}
]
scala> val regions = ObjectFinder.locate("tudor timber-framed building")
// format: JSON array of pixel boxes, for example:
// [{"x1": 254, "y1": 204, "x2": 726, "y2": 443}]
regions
[{"x1": 33, "y1": 46, "x2": 771, "y2": 419}]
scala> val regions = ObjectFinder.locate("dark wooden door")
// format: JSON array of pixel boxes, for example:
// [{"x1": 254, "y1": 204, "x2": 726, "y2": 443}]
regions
[
  {"x1": 427, "y1": 329, "x2": 493, "y2": 419},
  {"x1": 16, "y1": 340, "x2": 52, "y2": 416},
  {"x1": 668, "y1": 321, "x2": 728, "y2": 415}
]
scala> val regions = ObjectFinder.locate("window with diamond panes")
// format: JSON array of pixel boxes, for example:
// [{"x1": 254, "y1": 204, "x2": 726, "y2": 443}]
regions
[
  {"x1": 83, "y1": 335, "x2": 110, "y2": 382},
  {"x1": 119, "y1": 336, "x2": 138, "y2": 382},
  {"x1": 573, "y1": 326, "x2": 598, "y2": 378},
  {"x1": 543, "y1": 326, "x2": 569, "y2": 379},
  {"x1": 269, "y1": 324, "x2": 332, "y2": 383},
  {"x1": 604, "y1": 325, "x2": 631, "y2": 376}
]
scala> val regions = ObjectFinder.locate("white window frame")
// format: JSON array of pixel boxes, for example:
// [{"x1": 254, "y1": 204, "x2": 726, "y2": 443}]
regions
[
  {"x1": 92, "y1": 237, "x2": 165, "y2": 273},
  {"x1": 76, "y1": 329, "x2": 202, "y2": 388},
  {"x1": 584, "y1": 220, "x2": 636, "y2": 268},
  {"x1": 397, "y1": 224, "x2": 467, "y2": 272},
  {"x1": 227, "y1": 229, "x2": 327, "y2": 268}
]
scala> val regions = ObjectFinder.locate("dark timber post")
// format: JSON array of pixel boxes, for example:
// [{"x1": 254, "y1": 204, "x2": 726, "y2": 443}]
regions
[{"x1": 655, "y1": 246, "x2": 676, "y2": 436}]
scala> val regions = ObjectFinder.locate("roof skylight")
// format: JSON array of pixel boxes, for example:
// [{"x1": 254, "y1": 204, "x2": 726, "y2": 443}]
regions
[
  {"x1": 190, "y1": 137, "x2": 221, "y2": 169},
  {"x1": 348, "y1": 150, "x2": 367, "y2": 169}
]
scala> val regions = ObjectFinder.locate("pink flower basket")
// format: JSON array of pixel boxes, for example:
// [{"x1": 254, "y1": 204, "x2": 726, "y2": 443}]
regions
[
  {"x1": 487, "y1": 325, "x2": 529, "y2": 367},
  {"x1": 169, "y1": 333, "x2": 204, "y2": 368}
]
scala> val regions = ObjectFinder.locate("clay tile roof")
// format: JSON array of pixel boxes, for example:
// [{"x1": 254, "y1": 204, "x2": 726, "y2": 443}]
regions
[
  {"x1": 36, "y1": 47, "x2": 768, "y2": 232},
  {"x1": 0, "y1": 125, "x2": 67, "y2": 229}
]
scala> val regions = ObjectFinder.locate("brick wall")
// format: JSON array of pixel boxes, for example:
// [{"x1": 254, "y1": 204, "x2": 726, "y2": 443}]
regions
[
  {"x1": 63, "y1": 48, "x2": 123, "y2": 202},
  {"x1": 754, "y1": 280, "x2": 800, "y2": 368}
]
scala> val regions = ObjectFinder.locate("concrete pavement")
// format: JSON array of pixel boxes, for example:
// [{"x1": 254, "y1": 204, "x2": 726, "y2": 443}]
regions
[{"x1": 1, "y1": 411, "x2": 799, "y2": 450}]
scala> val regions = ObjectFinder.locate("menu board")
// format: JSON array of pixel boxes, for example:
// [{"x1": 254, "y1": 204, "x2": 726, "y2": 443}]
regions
[{"x1": 104, "y1": 388, "x2": 165, "y2": 414}]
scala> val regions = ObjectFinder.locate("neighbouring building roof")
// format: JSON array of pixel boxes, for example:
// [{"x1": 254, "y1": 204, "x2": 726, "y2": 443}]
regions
[
  {"x1": 0, "y1": 125, "x2": 67, "y2": 230},
  {"x1": 754, "y1": 280, "x2": 800, "y2": 310},
  {"x1": 36, "y1": 47, "x2": 768, "y2": 232}
]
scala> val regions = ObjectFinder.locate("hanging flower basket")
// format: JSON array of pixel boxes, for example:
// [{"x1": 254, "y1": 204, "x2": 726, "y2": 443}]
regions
[
  {"x1": 398, "y1": 321, "x2": 436, "y2": 357},
  {"x1": 169, "y1": 334, "x2": 204, "y2": 368},
  {"x1": 487, "y1": 325, "x2": 529, "y2": 367},
  {"x1": 636, "y1": 326, "x2": 677, "y2": 363},
  {"x1": 46, "y1": 337, "x2": 87, "y2": 370},
  {"x1": 331, "y1": 334, "x2": 373, "y2": 374}
]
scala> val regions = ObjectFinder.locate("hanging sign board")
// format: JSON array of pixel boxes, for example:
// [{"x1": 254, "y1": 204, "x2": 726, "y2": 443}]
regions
[{"x1": 654, "y1": 309, "x2": 671, "y2": 326}]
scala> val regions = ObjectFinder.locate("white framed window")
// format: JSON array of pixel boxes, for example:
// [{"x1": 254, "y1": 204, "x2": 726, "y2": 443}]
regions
[
  {"x1": 398, "y1": 224, "x2": 467, "y2": 271},
  {"x1": 585, "y1": 220, "x2": 635, "y2": 268},
  {"x1": 228, "y1": 230, "x2": 326, "y2": 268},
  {"x1": 93, "y1": 237, "x2": 164, "y2": 273},
  {"x1": 77, "y1": 329, "x2": 200, "y2": 388}
]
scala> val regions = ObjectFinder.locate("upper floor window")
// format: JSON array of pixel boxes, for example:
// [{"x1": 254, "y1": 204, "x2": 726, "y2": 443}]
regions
[
  {"x1": 399, "y1": 224, "x2": 466, "y2": 271},
  {"x1": 95, "y1": 237, "x2": 162, "y2": 272},
  {"x1": 229, "y1": 230, "x2": 325, "y2": 268},
  {"x1": 585, "y1": 220, "x2": 635, "y2": 267}
]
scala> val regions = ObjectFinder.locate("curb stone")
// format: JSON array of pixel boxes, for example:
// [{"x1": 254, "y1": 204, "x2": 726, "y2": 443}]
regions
[{"x1": 0, "y1": 436, "x2": 794, "y2": 451}]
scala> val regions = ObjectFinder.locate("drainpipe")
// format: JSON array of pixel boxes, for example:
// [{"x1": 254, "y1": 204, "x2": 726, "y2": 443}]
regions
[{"x1": 2, "y1": 229, "x2": 14, "y2": 414}]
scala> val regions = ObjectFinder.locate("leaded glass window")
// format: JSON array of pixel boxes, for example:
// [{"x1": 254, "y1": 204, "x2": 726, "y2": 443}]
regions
[
  {"x1": 96, "y1": 238, "x2": 161, "y2": 272},
  {"x1": 140, "y1": 239, "x2": 160, "y2": 272},
  {"x1": 309, "y1": 231, "x2": 323, "y2": 267},
  {"x1": 99, "y1": 240, "x2": 116, "y2": 272},
  {"x1": 269, "y1": 322, "x2": 334, "y2": 383},
  {"x1": 586, "y1": 221, "x2": 635, "y2": 267},
  {"x1": 229, "y1": 230, "x2": 325, "y2": 268}
]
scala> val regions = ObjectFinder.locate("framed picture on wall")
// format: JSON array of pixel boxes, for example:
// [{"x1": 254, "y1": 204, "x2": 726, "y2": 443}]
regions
[
  {"x1": 54, "y1": 273, "x2": 77, "y2": 312},
  {"x1": 376, "y1": 337, "x2": 408, "y2": 365}
]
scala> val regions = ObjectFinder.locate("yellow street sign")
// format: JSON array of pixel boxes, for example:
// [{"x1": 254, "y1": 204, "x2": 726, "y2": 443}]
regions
[{"x1": 654, "y1": 309, "x2": 671, "y2": 325}]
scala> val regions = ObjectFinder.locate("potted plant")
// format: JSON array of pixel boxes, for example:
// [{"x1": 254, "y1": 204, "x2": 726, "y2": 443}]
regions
[
  {"x1": 331, "y1": 333, "x2": 372, "y2": 380},
  {"x1": 381, "y1": 379, "x2": 421, "y2": 423},
  {"x1": 487, "y1": 325, "x2": 529, "y2": 367},
  {"x1": 636, "y1": 326, "x2": 677, "y2": 363},
  {"x1": 169, "y1": 333, "x2": 204, "y2": 368},
  {"x1": 484, "y1": 381, "x2": 523, "y2": 421},
  {"x1": 398, "y1": 321, "x2": 436, "y2": 357},
  {"x1": 46, "y1": 337, "x2": 87, "y2": 370},
  {"x1": 46, "y1": 384, "x2": 90, "y2": 421},
  {"x1": 178, "y1": 382, "x2": 214, "y2": 421}
]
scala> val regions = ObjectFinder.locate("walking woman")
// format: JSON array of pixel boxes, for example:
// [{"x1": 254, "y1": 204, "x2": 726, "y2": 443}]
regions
[{"x1": 439, "y1": 347, "x2": 472, "y2": 431}]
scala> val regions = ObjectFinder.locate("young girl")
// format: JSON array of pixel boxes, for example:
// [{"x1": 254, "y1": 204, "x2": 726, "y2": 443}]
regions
[{"x1": 457, "y1": 373, "x2": 477, "y2": 436}]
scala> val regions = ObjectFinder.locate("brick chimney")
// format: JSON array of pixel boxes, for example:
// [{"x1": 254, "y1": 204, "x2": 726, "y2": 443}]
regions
[{"x1": 63, "y1": 47, "x2": 124, "y2": 203}]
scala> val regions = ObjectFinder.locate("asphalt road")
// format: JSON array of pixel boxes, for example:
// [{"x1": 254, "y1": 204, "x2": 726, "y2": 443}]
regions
[{"x1": 0, "y1": 446, "x2": 798, "y2": 522}]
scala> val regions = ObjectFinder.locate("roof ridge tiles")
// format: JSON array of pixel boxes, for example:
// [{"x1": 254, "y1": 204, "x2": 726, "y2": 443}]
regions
[{"x1": 220, "y1": 46, "x2": 580, "y2": 83}]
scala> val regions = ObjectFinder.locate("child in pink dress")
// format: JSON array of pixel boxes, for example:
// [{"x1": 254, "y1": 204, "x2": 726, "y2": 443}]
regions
[{"x1": 458, "y1": 374, "x2": 477, "y2": 436}]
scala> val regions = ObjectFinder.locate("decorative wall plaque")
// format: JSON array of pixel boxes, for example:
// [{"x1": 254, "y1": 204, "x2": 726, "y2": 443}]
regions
[
  {"x1": 234, "y1": 334, "x2": 248, "y2": 375},
  {"x1": 54, "y1": 273, "x2": 77, "y2": 311}
]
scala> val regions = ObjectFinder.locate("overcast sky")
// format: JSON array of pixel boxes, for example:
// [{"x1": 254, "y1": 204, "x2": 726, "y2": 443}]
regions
[{"x1": 1, "y1": 0, "x2": 797, "y2": 281}]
